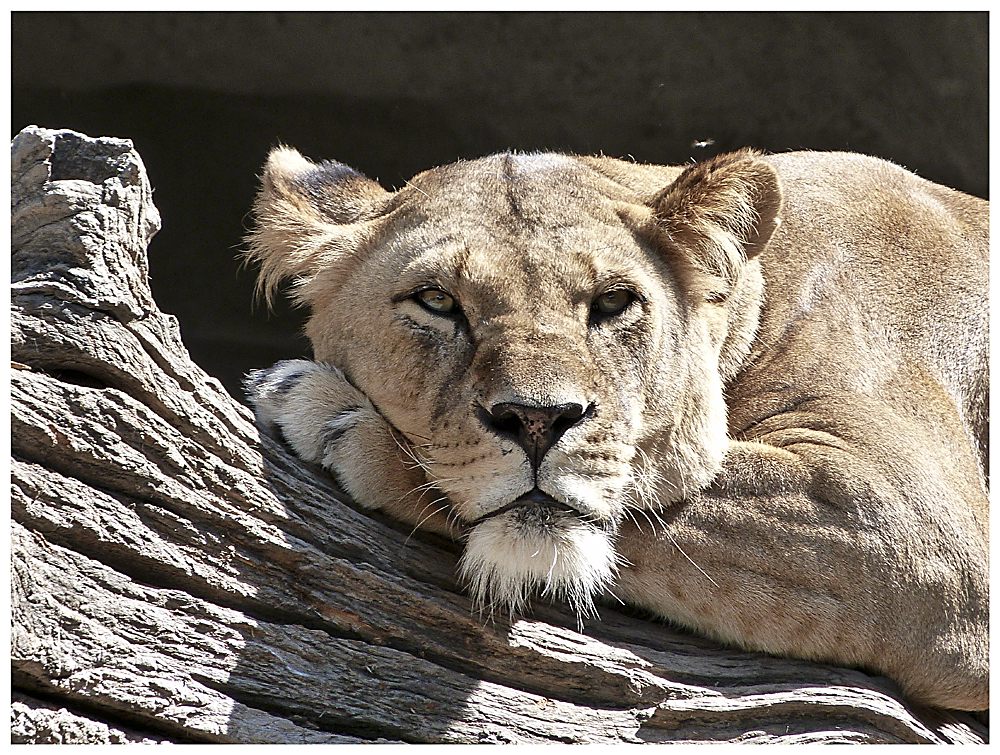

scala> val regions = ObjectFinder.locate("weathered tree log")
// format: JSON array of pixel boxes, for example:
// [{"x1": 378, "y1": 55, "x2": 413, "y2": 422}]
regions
[{"x1": 9, "y1": 126, "x2": 988, "y2": 744}]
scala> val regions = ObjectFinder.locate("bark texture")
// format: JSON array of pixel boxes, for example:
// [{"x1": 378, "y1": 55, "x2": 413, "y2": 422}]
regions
[{"x1": 9, "y1": 126, "x2": 989, "y2": 744}]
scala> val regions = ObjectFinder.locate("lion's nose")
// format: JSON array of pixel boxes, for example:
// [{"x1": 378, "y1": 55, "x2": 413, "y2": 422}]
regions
[{"x1": 489, "y1": 401, "x2": 586, "y2": 469}]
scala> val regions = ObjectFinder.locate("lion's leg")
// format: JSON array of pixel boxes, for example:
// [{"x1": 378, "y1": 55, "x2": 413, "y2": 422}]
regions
[
  {"x1": 614, "y1": 439, "x2": 989, "y2": 711},
  {"x1": 246, "y1": 360, "x2": 457, "y2": 536}
]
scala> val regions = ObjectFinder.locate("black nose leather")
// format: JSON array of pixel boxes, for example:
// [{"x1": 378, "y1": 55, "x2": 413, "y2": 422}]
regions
[{"x1": 489, "y1": 401, "x2": 585, "y2": 468}]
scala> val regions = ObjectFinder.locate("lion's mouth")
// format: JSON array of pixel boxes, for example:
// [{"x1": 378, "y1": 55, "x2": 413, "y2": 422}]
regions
[{"x1": 468, "y1": 488, "x2": 582, "y2": 527}]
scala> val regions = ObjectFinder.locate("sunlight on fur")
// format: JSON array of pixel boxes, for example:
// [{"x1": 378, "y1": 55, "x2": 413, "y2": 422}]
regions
[{"x1": 458, "y1": 513, "x2": 618, "y2": 625}]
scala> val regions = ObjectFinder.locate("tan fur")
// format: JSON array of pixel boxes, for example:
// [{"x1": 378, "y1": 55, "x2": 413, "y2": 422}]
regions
[{"x1": 245, "y1": 148, "x2": 988, "y2": 711}]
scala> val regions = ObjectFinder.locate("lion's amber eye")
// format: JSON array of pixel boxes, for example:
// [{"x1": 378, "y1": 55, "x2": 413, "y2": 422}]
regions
[
  {"x1": 417, "y1": 288, "x2": 456, "y2": 314},
  {"x1": 594, "y1": 289, "x2": 632, "y2": 316}
]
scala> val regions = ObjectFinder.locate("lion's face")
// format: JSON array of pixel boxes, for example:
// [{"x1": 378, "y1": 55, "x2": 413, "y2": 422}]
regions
[{"x1": 250, "y1": 149, "x2": 781, "y2": 616}]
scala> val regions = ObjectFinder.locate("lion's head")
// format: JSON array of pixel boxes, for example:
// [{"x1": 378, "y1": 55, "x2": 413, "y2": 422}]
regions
[{"x1": 248, "y1": 148, "x2": 781, "y2": 617}]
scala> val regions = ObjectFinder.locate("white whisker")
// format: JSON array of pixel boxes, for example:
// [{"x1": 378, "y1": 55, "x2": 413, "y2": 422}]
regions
[
  {"x1": 407, "y1": 498, "x2": 453, "y2": 543},
  {"x1": 667, "y1": 530, "x2": 718, "y2": 588}
]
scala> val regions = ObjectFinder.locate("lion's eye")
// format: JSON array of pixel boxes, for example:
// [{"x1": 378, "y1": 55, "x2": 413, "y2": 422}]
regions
[
  {"x1": 416, "y1": 288, "x2": 456, "y2": 314},
  {"x1": 593, "y1": 289, "x2": 633, "y2": 317}
]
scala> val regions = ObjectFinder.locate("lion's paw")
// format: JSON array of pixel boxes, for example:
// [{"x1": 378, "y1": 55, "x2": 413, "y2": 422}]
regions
[
  {"x1": 245, "y1": 359, "x2": 371, "y2": 467},
  {"x1": 245, "y1": 360, "x2": 444, "y2": 530}
]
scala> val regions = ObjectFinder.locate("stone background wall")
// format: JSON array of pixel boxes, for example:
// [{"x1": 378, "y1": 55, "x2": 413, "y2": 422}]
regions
[{"x1": 11, "y1": 11, "x2": 988, "y2": 399}]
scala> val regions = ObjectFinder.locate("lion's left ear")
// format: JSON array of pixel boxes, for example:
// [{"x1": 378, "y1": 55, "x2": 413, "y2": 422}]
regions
[
  {"x1": 246, "y1": 146, "x2": 391, "y2": 307},
  {"x1": 649, "y1": 150, "x2": 782, "y2": 289}
]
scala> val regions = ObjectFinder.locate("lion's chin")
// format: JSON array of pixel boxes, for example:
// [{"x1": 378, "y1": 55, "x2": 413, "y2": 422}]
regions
[{"x1": 457, "y1": 508, "x2": 618, "y2": 623}]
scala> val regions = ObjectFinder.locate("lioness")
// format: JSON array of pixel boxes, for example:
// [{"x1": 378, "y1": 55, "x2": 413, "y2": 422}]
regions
[{"x1": 245, "y1": 147, "x2": 988, "y2": 711}]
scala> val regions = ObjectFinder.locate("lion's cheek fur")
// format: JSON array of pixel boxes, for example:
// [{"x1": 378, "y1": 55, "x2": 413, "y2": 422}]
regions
[
  {"x1": 434, "y1": 447, "x2": 534, "y2": 519},
  {"x1": 538, "y1": 446, "x2": 633, "y2": 517},
  {"x1": 633, "y1": 322, "x2": 731, "y2": 503}
]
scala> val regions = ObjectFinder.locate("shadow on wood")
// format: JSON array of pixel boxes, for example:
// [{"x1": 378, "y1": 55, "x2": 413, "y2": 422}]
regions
[{"x1": 9, "y1": 126, "x2": 988, "y2": 744}]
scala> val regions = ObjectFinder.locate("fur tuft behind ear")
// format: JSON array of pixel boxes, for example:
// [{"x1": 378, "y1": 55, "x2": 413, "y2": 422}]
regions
[
  {"x1": 245, "y1": 146, "x2": 390, "y2": 307},
  {"x1": 651, "y1": 149, "x2": 782, "y2": 287}
]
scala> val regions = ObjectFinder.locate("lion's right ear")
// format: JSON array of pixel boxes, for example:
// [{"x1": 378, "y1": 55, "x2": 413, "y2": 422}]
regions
[{"x1": 246, "y1": 146, "x2": 391, "y2": 306}]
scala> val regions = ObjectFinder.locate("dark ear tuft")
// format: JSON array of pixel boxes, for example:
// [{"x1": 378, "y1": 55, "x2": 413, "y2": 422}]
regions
[
  {"x1": 245, "y1": 147, "x2": 390, "y2": 307},
  {"x1": 650, "y1": 149, "x2": 782, "y2": 286}
]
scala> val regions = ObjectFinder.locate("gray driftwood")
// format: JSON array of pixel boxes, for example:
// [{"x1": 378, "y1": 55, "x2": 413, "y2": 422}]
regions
[{"x1": 9, "y1": 126, "x2": 988, "y2": 744}]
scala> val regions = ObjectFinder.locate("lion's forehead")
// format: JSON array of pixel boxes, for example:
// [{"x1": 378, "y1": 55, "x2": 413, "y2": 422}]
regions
[
  {"x1": 412, "y1": 151, "x2": 592, "y2": 191},
  {"x1": 407, "y1": 152, "x2": 633, "y2": 221},
  {"x1": 385, "y1": 153, "x2": 651, "y2": 281}
]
